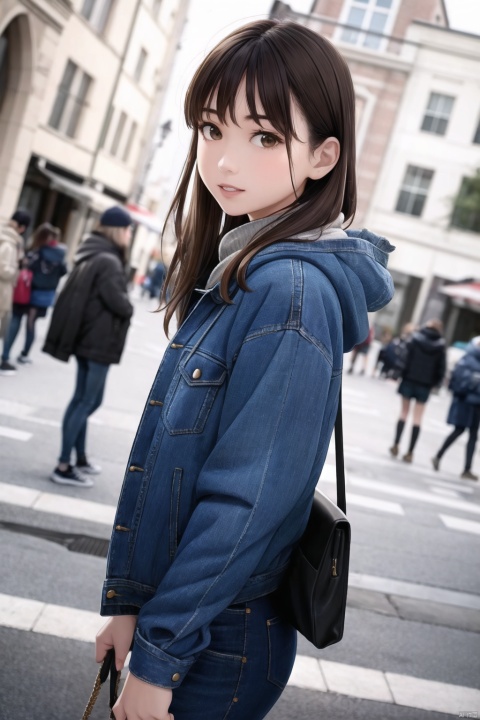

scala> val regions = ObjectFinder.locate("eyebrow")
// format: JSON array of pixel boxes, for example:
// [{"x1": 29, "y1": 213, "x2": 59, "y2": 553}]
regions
[{"x1": 202, "y1": 107, "x2": 269, "y2": 122}]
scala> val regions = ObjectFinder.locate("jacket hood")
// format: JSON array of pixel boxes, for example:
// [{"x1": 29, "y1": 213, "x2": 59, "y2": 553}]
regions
[
  {"x1": 1, "y1": 225, "x2": 22, "y2": 248},
  {"x1": 247, "y1": 227, "x2": 395, "y2": 351},
  {"x1": 75, "y1": 232, "x2": 123, "y2": 265},
  {"x1": 466, "y1": 341, "x2": 480, "y2": 362},
  {"x1": 412, "y1": 327, "x2": 446, "y2": 354}
]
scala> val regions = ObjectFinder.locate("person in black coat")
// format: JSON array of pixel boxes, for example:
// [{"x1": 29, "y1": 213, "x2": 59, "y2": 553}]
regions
[
  {"x1": 44, "y1": 206, "x2": 134, "y2": 487},
  {"x1": 390, "y1": 319, "x2": 446, "y2": 463},
  {"x1": 432, "y1": 338, "x2": 480, "y2": 480}
]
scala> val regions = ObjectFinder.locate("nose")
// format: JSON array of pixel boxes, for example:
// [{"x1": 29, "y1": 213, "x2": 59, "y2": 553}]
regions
[{"x1": 218, "y1": 147, "x2": 238, "y2": 174}]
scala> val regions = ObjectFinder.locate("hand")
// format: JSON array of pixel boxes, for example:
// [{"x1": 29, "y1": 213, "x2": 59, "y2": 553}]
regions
[
  {"x1": 112, "y1": 671, "x2": 174, "y2": 720},
  {"x1": 96, "y1": 615, "x2": 137, "y2": 671}
]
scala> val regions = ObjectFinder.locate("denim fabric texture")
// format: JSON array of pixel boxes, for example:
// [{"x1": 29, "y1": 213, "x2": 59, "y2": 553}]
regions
[
  {"x1": 169, "y1": 593, "x2": 297, "y2": 720},
  {"x1": 60, "y1": 356, "x2": 109, "y2": 463},
  {"x1": 101, "y1": 228, "x2": 395, "y2": 689}
]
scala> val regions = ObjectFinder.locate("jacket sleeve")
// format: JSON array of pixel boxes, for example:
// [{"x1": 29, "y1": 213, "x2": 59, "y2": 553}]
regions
[
  {"x1": 0, "y1": 241, "x2": 18, "y2": 282},
  {"x1": 128, "y1": 327, "x2": 334, "y2": 688},
  {"x1": 97, "y1": 258, "x2": 133, "y2": 319},
  {"x1": 436, "y1": 348, "x2": 446, "y2": 386}
]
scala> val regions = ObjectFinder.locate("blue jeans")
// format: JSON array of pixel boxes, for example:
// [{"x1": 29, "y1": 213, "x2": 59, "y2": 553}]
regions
[
  {"x1": 2, "y1": 308, "x2": 39, "y2": 361},
  {"x1": 169, "y1": 593, "x2": 297, "y2": 720},
  {"x1": 59, "y1": 357, "x2": 109, "y2": 464}
]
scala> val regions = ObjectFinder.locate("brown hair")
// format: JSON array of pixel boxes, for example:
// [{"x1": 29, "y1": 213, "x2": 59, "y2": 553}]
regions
[
  {"x1": 30, "y1": 223, "x2": 60, "y2": 250},
  {"x1": 162, "y1": 20, "x2": 357, "y2": 333}
]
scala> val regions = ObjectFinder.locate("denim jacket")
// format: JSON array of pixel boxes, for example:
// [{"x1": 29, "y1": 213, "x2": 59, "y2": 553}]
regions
[{"x1": 101, "y1": 226, "x2": 394, "y2": 688}]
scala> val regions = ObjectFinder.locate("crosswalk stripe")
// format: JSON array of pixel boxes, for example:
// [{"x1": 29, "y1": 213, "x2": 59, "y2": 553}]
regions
[
  {"x1": 1, "y1": 591, "x2": 478, "y2": 716},
  {"x1": 0, "y1": 482, "x2": 115, "y2": 524},
  {"x1": 439, "y1": 514, "x2": 480, "y2": 536},
  {"x1": 0, "y1": 426, "x2": 32, "y2": 441}
]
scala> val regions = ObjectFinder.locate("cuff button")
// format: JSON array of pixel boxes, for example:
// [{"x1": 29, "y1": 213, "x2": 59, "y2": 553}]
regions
[
  {"x1": 171, "y1": 672, "x2": 181, "y2": 682},
  {"x1": 106, "y1": 590, "x2": 117, "y2": 599}
]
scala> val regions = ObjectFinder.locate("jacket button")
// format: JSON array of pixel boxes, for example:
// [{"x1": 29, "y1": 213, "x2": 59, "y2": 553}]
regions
[
  {"x1": 171, "y1": 672, "x2": 181, "y2": 682},
  {"x1": 192, "y1": 368, "x2": 202, "y2": 379},
  {"x1": 106, "y1": 590, "x2": 117, "y2": 599}
]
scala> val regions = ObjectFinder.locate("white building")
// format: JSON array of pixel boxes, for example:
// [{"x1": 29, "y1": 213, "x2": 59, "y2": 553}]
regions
[
  {"x1": 365, "y1": 21, "x2": 480, "y2": 341},
  {"x1": 0, "y1": 0, "x2": 189, "y2": 258}
]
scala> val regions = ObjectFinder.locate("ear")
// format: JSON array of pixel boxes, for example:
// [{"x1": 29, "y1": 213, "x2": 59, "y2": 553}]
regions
[{"x1": 308, "y1": 137, "x2": 340, "y2": 180}]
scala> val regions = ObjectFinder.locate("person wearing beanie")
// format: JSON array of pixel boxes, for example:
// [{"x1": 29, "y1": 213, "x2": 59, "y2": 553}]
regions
[
  {"x1": 0, "y1": 208, "x2": 31, "y2": 372},
  {"x1": 43, "y1": 206, "x2": 134, "y2": 487},
  {"x1": 432, "y1": 337, "x2": 480, "y2": 480}
]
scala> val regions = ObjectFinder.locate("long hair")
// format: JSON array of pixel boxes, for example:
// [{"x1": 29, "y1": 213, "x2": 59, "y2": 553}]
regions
[
  {"x1": 30, "y1": 223, "x2": 60, "y2": 250},
  {"x1": 162, "y1": 20, "x2": 356, "y2": 334}
]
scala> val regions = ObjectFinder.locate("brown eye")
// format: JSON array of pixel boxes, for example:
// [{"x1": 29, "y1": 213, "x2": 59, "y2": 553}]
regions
[
  {"x1": 200, "y1": 123, "x2": 222, "y2": 141},
  {"x1": 251, "y1": 133, "x2": 279, "y2": 149}
]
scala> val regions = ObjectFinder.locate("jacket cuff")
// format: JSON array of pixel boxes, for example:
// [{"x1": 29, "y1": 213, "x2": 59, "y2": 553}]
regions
[{"x1": 128, "y1": 628, "x2": 195, "y2": 688}]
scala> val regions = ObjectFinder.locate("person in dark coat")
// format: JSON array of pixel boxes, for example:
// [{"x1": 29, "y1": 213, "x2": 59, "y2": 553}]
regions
[
  {"x1": 43, "y1": 206, "x2": 134, "y2": 487},
  {"x1": 390, "y1": 319, "x2": 446, "y2": 463},
  {"x1": 432, "y1": 338, "x2": 480, "y2": 480}
]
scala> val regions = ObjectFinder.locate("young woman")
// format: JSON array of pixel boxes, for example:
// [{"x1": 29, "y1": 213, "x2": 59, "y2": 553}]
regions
[
  {"x1": 44, "y1": 206, "x2": 133, "y2": 487},
  {"x1": 1, "y1": 223, "x2": 67, "y2": 371},
  {"x1": 96, "y1": 20, "x2": 394, "y2": 720}
]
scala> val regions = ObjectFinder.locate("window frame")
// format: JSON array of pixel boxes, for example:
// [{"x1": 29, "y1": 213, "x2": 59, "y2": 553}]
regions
[
  {"x1": 48, "y1": 60, "x2": 92, "y2": 139},
  {"x1": 395, "y1": 164, "x2": 434, "y2": 217},
  {"x1": 420, "y1": 92, "x2": 455, "y2": 136},
  {"x1": 336, "y1": 0, "x2": 399, "y2": 52},
  {"x1": 110, "y1": 110, "x2": 127, "y2": 156},
  {"x1": 80, "y1": 0, "x2": 114, "y2": 34},
  {"x1": 134, "y1": 48, "x2": 148, "y2": 83}
]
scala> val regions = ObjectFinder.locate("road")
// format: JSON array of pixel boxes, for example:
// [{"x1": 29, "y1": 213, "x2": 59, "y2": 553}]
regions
[{"x1": 0, "y1": 292, "x2": 479, "y2": 720}]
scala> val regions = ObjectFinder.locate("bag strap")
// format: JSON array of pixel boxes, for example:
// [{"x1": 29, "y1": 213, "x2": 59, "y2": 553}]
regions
[
  {"x1": 82, "y1": 649, "x2": 120, "y2": 720},
  {"x1": 334, "y1": 386, "x2": 346, "y2": 514}
]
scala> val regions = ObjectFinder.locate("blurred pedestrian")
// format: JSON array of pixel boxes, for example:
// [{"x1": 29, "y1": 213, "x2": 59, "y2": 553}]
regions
[
  {"x1": 0, "y1": 209, "x2": 31, "y2": 372},
  {"x1": 43, "y1": 206, "x2": 134, "y2": 487},
  {"x1": 347, "y1": 325, "x2": 373, "y2": 375},
  {"x1": 142, "y1": 258, "x2": 167, "y2": 299},
  {"x1": 381, "y1": 322, "x2": 416, "y2": 379},
  {"x1": 432, "y1": 337, "x2": 480, "y2": 480},
  {"x1": 390, "y1": 319, "x2": 446, "y2": 462},
  {"x1": 1, "y1": 223, "x2": 66, "y2": 372}
]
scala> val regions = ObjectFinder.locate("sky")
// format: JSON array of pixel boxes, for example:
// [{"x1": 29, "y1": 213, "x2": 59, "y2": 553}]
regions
[{"x1": 150, "y1": 0, "x2": 480, "y2": 213}]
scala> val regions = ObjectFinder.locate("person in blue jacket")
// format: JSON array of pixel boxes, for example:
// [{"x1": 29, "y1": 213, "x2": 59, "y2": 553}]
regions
[
  {"x1": 95, "y1": 20, "x2": 395, "y2": 720},
  {"x1": 1, "y1": 222, "x2": 66, "y2": 372},
  {"x1": 432, "y1": 338, "x2": 480, "y2": 480}
]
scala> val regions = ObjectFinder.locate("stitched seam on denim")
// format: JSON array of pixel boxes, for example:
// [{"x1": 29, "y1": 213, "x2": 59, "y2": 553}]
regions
[
  {"x1": 242, "y1": 326, "x2": 334, "y2": 368},
  {"x1": 222, "y1": 604, "x2": 249, "y2": 719},
  {"x1": 288, "y1": 260, "x2": 302, "y2": 326},
  {"x1": 163, "y1": 333, "x2": 301, "y2": 650},
  {"x1": 186, "y1": 305, "x2": 229, "y2": 361},
  {"x1": 204, "y1": 649, "x2": 244, "y2": 661}
]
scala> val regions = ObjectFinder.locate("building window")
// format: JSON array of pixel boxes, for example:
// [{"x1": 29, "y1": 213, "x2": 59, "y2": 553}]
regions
[
  {"x1": 451, "y1": 174, "x2": 480, "y2": 233},
  {"x1": 134, "y1": 48, "x2": 147, "y2": 83},
  {"x1": 152, "y1": 0, "x2": 162, "y2": 18},
  {"x1": 340, "y1": 0, "x2": 394, "y2": 51},
  {"x1": 122, "y1": 120, "x2": 138, "y2": 162},
  {"x1": 473, "y1": 120, "x2": 480, "y2": 145},
  {"x1": 395, "y1": 165, "x2": 434, "y2": 217},
  {"x1": 111, "y1": 111, "x2": 127, "y2": 156},
  {"x1": 81, "y1": 0, "x2": 114, "y2": 34},
  {"x1": 421, "y1": 93, "x2": 455, "y2": 136},
  {"x1": 48, "y1": 60, "x2": 92, "y2": 138}
]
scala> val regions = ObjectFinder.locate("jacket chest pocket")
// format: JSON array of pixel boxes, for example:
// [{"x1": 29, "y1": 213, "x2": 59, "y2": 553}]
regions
[{"x1": 163, "y1": 351, "x2": 227, "y2": 435}]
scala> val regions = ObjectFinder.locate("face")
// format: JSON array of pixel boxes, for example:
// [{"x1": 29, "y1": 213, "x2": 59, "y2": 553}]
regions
[
  {"x1": 120, "y1": 226, "x2": 132, "y2": 247},
  {"x1": 196, "y1": 80, "x2": 339, "y2": 221}
]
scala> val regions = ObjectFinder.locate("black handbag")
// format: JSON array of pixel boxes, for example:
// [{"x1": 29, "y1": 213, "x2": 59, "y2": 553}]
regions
[
  {"x1": 82, "y1": 649, "x2": 120, "y2": 720},
  {"x1": 282, "y1": 389, "x2": 350, "y2": 649}
]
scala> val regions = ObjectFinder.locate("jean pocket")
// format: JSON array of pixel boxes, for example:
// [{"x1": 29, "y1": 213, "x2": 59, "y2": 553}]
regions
[
  {"x1": 266, "y1": 616, "x2": 296, "y2": 689},
  {"x1": 163, "y1": 350, "x2": 227, "y2": 435}
]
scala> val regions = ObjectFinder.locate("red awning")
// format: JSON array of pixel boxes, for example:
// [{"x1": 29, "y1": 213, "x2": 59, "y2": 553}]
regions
[{"x1": 440, "y1": 282, "x2": 480, "y2": 306}]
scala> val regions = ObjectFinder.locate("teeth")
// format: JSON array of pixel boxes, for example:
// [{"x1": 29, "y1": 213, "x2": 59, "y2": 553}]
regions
[{"x1": 222, "y1": 186, "x2": 240, "y2": 191}]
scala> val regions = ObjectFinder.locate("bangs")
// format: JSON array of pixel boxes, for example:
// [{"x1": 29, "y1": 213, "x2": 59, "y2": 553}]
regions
[{"x1": 185, "y1": 29, "x2": 299, "y2": 141}]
